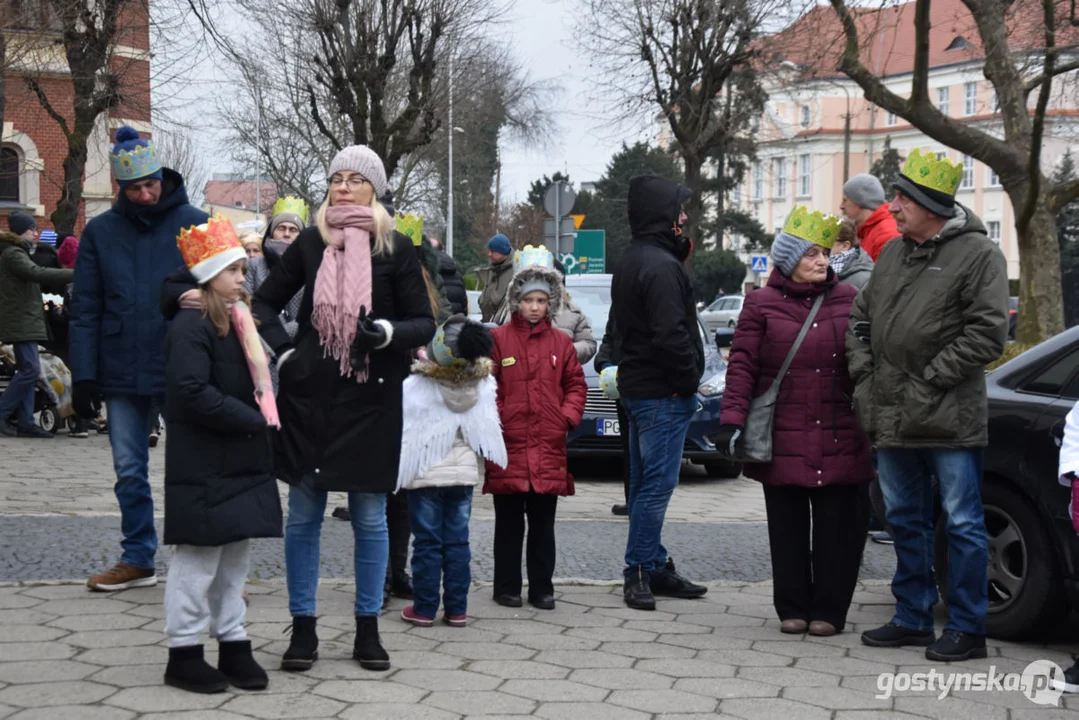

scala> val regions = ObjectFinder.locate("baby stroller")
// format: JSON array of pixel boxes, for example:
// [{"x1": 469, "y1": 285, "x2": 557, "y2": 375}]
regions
[{"x1": 0, "y1": 344, "x2": 75, "y2": 433}]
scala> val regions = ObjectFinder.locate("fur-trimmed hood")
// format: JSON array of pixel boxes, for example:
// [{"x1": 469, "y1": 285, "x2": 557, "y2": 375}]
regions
[
  {"x1": 507, "y1": 265, "x2": 563, "y2": 319},
  {"x1": 410, "y1": 357, "x2": 493, "y2": 383},
  {"x1": 0, "y1": 231, "x2": 29, "y2": 251}
]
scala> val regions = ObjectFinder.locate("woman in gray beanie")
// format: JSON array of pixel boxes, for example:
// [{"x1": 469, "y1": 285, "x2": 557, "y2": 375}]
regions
[{"x1": 252, "y1": 145, "x2": 435, "y2": 673}]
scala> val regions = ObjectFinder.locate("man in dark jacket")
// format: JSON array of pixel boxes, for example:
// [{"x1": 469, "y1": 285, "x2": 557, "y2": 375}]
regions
[
  {"x1": 0, "y1": 229, "x2": 73, "y2": 438},
  {"x1": 430, "y1": 237, "x2": 468, "y2": 315},
  {"x1": 848, "y1": 149, "x2": 1008, "y2": 662},
  {"x1": 69, "y1": 126, "x2": 208, "y2": 592},
  {"x1": 593, "y1": 314, "x2": 629, "y2": 516},
  {"x1": 611, "y1": 175, "x2": 707, "y2": 611}
]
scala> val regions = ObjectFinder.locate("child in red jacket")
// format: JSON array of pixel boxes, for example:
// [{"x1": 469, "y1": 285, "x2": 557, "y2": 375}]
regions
[{"x1": 485, "y1": 248, "x2": 587, "y2": 612}]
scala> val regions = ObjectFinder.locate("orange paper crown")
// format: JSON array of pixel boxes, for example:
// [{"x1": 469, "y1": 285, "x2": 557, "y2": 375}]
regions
[{"x1": 177, "y1": 215, "x2": 247, "y2": 284}]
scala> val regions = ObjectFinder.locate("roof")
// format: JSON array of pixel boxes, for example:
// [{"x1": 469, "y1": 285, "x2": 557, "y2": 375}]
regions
[
  {"x1": 762, "y1": 0, "x2": 1073, "y2": 79},
  {"x1": 202, "y1": 180, "x2": 278, "y2": 213}
]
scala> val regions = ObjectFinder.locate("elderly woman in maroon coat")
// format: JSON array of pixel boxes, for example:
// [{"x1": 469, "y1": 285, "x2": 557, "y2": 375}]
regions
[{"x1": 715, "y1": 208, "x2": 874, "y2": 637}]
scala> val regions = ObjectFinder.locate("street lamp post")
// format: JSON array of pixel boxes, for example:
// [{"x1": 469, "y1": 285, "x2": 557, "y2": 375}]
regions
[{"x1": 447, "y1": 54, "x2": 454, "y2": 257}]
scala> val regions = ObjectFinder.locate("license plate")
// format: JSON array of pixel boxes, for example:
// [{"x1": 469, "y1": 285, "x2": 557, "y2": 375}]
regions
[{"x1": 596, "y1": 418, "x2": 620, "y2": 436}]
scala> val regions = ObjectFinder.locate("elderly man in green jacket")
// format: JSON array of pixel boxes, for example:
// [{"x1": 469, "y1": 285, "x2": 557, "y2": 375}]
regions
[
  {"x1": 0, "y1": 229, "x2": 74, "y2": 438},
  {"x1": 847, "y1": 149, "x2": 1008, "y2": 663}
]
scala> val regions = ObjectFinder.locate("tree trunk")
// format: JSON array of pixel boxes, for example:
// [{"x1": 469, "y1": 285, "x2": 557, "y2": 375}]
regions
[
  {"x1": 1013, "y1": 193, "x2": 1065, "y2": 344},
  {"x1": 683, "y1": 153, "x2": 703, "y2": 245},
  {"x1": 0, "y1": 32, "x2": 6, "y2": 132},
  {"x1": 50, "y1": 132, "x2": 88, "y2": 237},
  {"x1": 714, "y1": 146, "x2": 726, "y2": 249}
]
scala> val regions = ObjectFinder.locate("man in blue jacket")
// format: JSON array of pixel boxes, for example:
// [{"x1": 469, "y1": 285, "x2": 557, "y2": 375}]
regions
[{"x1": 69, "y1": 126, "x2": 208, "y2": 592}]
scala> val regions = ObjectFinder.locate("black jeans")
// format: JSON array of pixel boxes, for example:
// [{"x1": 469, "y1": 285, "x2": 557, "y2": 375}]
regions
[
  {"x1": 762, "y1": 483, "x2": 870, "y2": 630},
  {"x1": 386, "y1": 490, "x2": 410, "y2": 576},
  {"x1": 493, "y1": 491, "x2": 558, "y2": 598},
  {"x1": 617, "y1": 400, "x2": 630, "y2": 503}
]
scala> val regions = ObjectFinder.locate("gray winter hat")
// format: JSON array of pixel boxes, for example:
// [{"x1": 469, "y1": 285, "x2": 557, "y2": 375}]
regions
[
  {"x1": 842, "y1": 174, "x2": 886, "y2": 210},
  {"x1": 518, "y1": 278, "x2": 552, "y2": 300},
  {"x1": 771, "y1": 231, "x2": 815, "y2": 278},
  {"x1": 328, "y1": 145, "x2": 389, "y2": 198}
]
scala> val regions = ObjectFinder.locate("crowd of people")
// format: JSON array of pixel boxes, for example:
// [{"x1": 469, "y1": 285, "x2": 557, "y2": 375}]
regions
[{"x1": 0, "y1": 123, "x2": 1076, "y2": 696}]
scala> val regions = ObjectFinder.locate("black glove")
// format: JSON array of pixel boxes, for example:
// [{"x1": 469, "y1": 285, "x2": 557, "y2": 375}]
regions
[
  {"x1": 350, "y1": 305, "x2": 389, "y2": 369},
  {"x1": 72, "y1": 380, "x2": 99, "y2": 420},
  {"x1": 714, "y1": 424, "x2": 744, "y2": 457},
  {"x1": 852, "y1": 321, "x2": 871, "y2": 346}
]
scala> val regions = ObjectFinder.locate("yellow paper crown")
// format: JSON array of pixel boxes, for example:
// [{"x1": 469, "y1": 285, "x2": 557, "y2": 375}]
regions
[
  {"x1": 513, "y1": 245, "x2": 554, "y2": 273},
  {"x1": 781, "y1": 205, "x2": 842, "y2": 250},
  {"x1": 271, "y1": 196, "x2": 308, "y2": 225},
  {"x1": 177, "y1": 215, "x2": 245, "y2": 282},
  {"x1": 395, "y1": 213, "x2": 424, "y2": 246},
  {"x1": 901, "y1": 148, "x2": 963, "y2": 197}
]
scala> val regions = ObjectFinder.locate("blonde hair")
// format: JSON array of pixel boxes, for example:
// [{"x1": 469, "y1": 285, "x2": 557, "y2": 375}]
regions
[{"x1": 316, "y1": 196, "x2": 396, "y2": 256}]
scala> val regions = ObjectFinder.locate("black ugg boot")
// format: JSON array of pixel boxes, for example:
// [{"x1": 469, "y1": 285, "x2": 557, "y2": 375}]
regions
[
  {"x1": 281, "y1": 616, "x2": 319, "y2": 672},
  {"x1": 353, "y1": 614, "x2": 390, "y2": 671},
  {"x1": 219, "y1": 640, "x2": 268, "y2": 690},
  {"x1": 164, "y1": 645, "x2": 229, "y2": 694}
]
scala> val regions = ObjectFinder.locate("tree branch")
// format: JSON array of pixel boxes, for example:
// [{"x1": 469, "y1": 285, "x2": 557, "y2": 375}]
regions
[
  {"x1": 306, "y1": 83, "x2": 344, "y2": 152},
  {"x1": 1024, "y1": 57, "x2": 1079, "y2": 94},
  {"x1": 24, "y1": 77, "x2": 71, "y2": 136},
  {"x1": 1021, "y1": 0, "x2": 1056, "y2": 233}
]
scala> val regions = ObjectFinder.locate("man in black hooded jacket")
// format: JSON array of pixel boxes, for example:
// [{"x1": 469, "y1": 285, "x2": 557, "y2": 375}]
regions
[{"x1": 611, "y1": 175, "x2": 707, "y2": 611}]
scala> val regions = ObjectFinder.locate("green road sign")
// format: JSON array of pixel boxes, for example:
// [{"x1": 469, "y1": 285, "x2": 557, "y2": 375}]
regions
[{"x1": 559, "y1": 229, "x2": 606, "y2": 275}]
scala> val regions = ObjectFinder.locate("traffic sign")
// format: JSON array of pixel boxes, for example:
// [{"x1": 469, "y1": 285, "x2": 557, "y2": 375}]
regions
[
  {"x1": 561, "y1": 229, "x2": 605, "y2": 275},
  {"x1": 543, "y1": 217, "x2": 577, "y2": 256},
  {"x1": 543, "y1": 180, "x2": 576, "y2": 218},
  {"x1": 750, "y1": 255, "x2": 768, "y2": 273},
  {"x1": 569, "y1": 214, "x2": 585, "y2": 229}
]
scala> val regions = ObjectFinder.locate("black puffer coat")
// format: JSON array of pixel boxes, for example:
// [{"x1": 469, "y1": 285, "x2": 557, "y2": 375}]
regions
[
  {"x1": 436, "y1": 250, "x2": 468, "y2": 315},
  {"x1": 162, "y1": 308, "x2": 283, "y2": 546},
  {"x1": 252, "y1": 226, "x2": 436, "y2": 493}
]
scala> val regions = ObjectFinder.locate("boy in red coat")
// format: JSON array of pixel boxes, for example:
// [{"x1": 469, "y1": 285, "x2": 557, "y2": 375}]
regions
[{"x1": 485, "y1": 248, "x2": 587, "y2": 611}]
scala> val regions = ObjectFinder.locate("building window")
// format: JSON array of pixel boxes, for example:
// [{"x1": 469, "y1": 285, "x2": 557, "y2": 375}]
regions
[
  {"x1": 798, "y1": 154, "x2": 811, "y2": 197},
  {"x1": 800, "y1": 104, "x2": 811, "y2": 129},
  {"x1": 774, "y1": 159, "x2": 787, "y2": 199},
  {"x1": 754, "y1": 162, "x2": 763, "y2": 200},
  {"x1": 988, "y1": 166, "x2": 1000, "y2": 186},
  {"x1": 987, "y1": 221, "x2": 1001, "y2": 244},
  {"x1": 960, "y1": 154, "x2": 974, "y2": 189},
  {"x1": 964, "y1": 82, "x2": 977, "y2": 116},
  {"x1": 937, "y1": 86, "x2": 949, "y2": 115},
  {"x1": 0, "y1": 147, "x2": 19, "y2": 203},
  {"x1": 886, "y1": 110, "x2": 897, "y2": 126}
]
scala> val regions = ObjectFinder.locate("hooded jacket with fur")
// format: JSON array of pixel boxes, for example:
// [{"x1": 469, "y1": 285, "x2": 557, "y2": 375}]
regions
[{"x1": 0, "y1": 232, "x2": 73, "y2": 343}]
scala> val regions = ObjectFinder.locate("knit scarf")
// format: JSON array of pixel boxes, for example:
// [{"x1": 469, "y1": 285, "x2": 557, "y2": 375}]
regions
[
  {"x1": 829, "y1": 247, "x2": 857, "y2": 275},
  {"x1": 179, "y1": 298, "x2": 280, "y2": 429},
  {"x1": 312, "y1": 205, "x2": 375, "y2": 382}
]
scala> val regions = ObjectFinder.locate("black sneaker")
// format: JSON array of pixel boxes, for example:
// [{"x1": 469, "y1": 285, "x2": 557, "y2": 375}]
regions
[
  {"x1": 650, "y1": 558, "x2": 707, "y2": 598},
  {"x1": 528, "y1": 593, "x2": 556, "y2": 610},
  {"x1": 18, "y1": 425, "x2": 54, "y2": 439},
  {"x1": 612, "y1": 503, "x2": 628, "y2": 516},
  {"x1": 69, "y1": 419, "x2": 89, "y2": 438},
  {"x1": 332, "y1": 506, "x2": 351, "y2": 521},
  {"x1": 861, "y1": 622, "x2": 936, "y2": 648},
  {"x1": 871, "y1": 531, "x2": 894, "y2": 545},
  {"x1": 624, "y1": 565, "x2": 656, "y2": 611},
  {"x1": 281, "y1": 616, "x2": 318, "y2": 671},
  {"x1": 389, "y1": 570, "x2": 413, "y2": 600},
  {"x1": 925, "y1": 630, "x2": 987, "y2": 662},
  {"x1": 1053, "y1": 655, "x2": 1079, "y2": 694},
  {"x1": 494, "y1": 593, "x2": 523, "y2": 608},
  {"x1": 0, "y1": 422, "x2": 16, "y2": 438}
]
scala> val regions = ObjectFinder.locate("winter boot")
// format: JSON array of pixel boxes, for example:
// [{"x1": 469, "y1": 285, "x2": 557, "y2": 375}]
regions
[
  {"x1": 281, "y1": 616, "x2": 319, "y2": 672},
  {"x1": 218, "y1": 640, "x2": 268, "y2": 690},
  {"x1": 164, "y1": 645, "x2": 230, "y2": 694},
  {"x1": 353, "y1": 614, "x2": 390, "y2": 671}
]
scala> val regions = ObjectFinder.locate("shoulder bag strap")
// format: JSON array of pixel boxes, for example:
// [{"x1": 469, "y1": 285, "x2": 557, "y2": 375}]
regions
[{"x1": 769, "y1": 292, "x2": 826, "y2": 390}]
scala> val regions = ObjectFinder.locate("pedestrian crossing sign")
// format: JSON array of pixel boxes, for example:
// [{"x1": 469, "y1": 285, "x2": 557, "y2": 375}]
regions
[{"x1": 751, "y1": 255, "x2": 768, "y2": 273}]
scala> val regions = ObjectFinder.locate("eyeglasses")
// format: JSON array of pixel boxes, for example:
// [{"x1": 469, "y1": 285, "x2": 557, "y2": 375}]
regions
[{"x1": 328, "y1": 175, "x2": 370, "y2": 189}]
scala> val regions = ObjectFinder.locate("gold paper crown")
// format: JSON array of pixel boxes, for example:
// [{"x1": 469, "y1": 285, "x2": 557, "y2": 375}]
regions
[
  {"x1": 395, "y1": 213, "x2": 424, "y2": 246},
  {"x1": 513, "y1": 245, "x2": 554, "y2": 273},
  {"x1": 177, "y1": 215, "x2": 245, "y2": 282},
  {"x1": 781, "y1": 205, "x2": 842, "y2": 250},
  {"x1": 271, "y1": 196, "x2": 309, "y2": 224},
  {"x1": 901, "y1": 148, "x2": 963, "y2": 197}
]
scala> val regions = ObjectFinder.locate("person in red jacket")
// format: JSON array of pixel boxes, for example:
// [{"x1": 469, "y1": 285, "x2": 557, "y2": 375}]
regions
[
  {"x1": 485, "y1": 248, "x2": 587, "y2": 612},
  {"x1": 715, "y1": 207, "x2": 874, "y2": 637},
  {"x1": 839, "y1": 174, "x2": 900, "y2": 262}
]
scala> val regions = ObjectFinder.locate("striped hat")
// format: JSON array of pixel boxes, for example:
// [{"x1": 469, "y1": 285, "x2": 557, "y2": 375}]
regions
[{"x1": 38, "y1": 230, "x2": 58, "y2": 246}]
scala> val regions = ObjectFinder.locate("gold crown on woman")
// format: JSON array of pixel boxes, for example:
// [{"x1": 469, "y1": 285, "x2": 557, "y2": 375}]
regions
[
  {"x1": 781, "y1": 206, "x2": 842, "y2": 249},
  {"x1": 271, "y1": 196, "x2": 309, "y2": 224},
  {"x1": 395, "y1": 213, "x2": 424, "y2": 247},
  {"x1": 901, "y1": 148, "x2": 964, "y2": 196}
]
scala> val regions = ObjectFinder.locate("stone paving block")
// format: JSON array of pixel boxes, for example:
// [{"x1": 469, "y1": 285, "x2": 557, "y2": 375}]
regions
[
  {"x1": 405, "y1": 626, "x2": 503, "y2": 643},
  {"x1": 534, "y1": 701, "x2": 650, "y2": 720},
  {"x1": 674, "y1": 677, "x2": 780, "y2": 699},
  {"x1": 0, "y1": 596, "x2": 43, "y2": 611},
  {"x1": 1009, "y1": 709, "x2": 1079, "y2": 720},
  {"x1": 599, "y1": 642, "x2": 696, "y2": 659},
  {"x1": 893, "y1": 695, "x2": 1010, "y2": 719},
  {"x1": 750, "y1": 639, "x2": 847, "y2": 657},
  {"x1": 423, "y1": 690, "x2": 536, "y2": 716},
  {"x1": 531, "y1": 650, "x2": 635, "y2": 669},
  {"x1": 18, "y1": 586, "x2": 94, "y2": 601},
  {"x1": 0, "y1": 642, "x2": 75, "y2": 662},
  {"x1": 468, "y1": 619, "x2": 552, "y2": 635},
  {"x1": 380, "y1": 633, "x2": 441, "y2": 651},
  {"x1": 300, "y1": 659, "x2": 394, "y2": 681},
  {"x1": 590, "y1": 607, "x2": 679, "y2": 622},
  {"x1": 565, "y1": 627, "x2": 657, "y2": 643},
  {"x1": 535, "y1": 612, "x2": 625, "y2": 629},
  {"x1": 0, "y1": 626, "x2": 67, "y2": 644},
  {"x1": 312, "y1": 679, "x2": 426, "y2": 703},
  {"x1": 0, "y1": 680, "x2": 115, "y2": 707},
  {"x1": 569, "y1": 667, "x2": 675, "y2": 690},
  {"x1": 220, "y1": 692, "x2": 346, "y2": 719},
  {"x1": 501, "y1": 678, "x2": 609, "y2": 702},
  {"x1": 469, "y1": 660, "x2": 569, "y2": 680},
  {"x1": 337, "y1": 704, "x2": 460, "y2": 720},
  {"x1": 556, "y1": 593, "x2": 627, "y2": 609},
  {"x1": 0, "y1": 707, "x2": 15, "y2": 720},
  {"x1": 657, "y1": 633, "x2": 753, "y2": 651},
  {"x1": 623, "y1": 619, "x2": 712, "y2": 635},
  {"x1": 104, "y1": 685, "x2": 230, "y2": 713},
  {"x1": 76, "y1": 645, "x2": 164, "y2": 667},
  {"x1": 831, "y1": 712, "x2": 925, "y2": 720},
  {"x1": 674, "y1": 613, "x2": 767, "y2": 628},
  {"x1": 784, "y1": 685, "x2": 890, "y2": 709},
  {"x1": 738, "y1": 666, "x2": 840, "y2": 687},
  {"x1": 795, "y1": 656, "x2": 896, "y2": 675},
  {"x1": 950, "y1": 688, "x2": 1058, "y2": 709},
  {"x1": 87, "y1": 663, "x2": 165, "y2": 688},
  {"x1": 844, "y1": 644, "x2": 937, "y2": 664},
  {"x1": 380, "y1": 650, "x2": 463, "y2": 670},
  {"x1": 635, "y1": 658, "x2": 736, "y2": 678},
  {"x1": 651, "y1": 598, "x2": 732, "y2": 614},
  {"x1": 7, "y1": 706, "x2": 133, "y2": 720},
  {"x1": 47, "y1": 613, "x2": 149, "y2": 632},
  {"x1": 720, "y1": 697, "x2": 834, "y2": 720},
  {"x1": 436, "y1": 642, "x2": 535, "y2": 660},
  {"x1": 130, "y1": 713, "x2": 254, "y2": 720},
  {"x1": 128, "y1": 604, "x2": 167, "y2": 620},
  {"x1": 32, "y1": 599, "x2": 134, "y2": 617},
  {"x1": 607, "y1": 688, "x2": 717, "y2": 714},
  {"x1": 393, "y1": 669, "x2": 502, "y2": 692},
  {"x1": 695, "y1": 649, "x2": 790, "y2": 667},
  {"x1": 506, "y1": 634, "x2": 599, "y2": 651},
  {"x1": 62, "y1": 629, "x2": 162, "y2": 649},
  {"x1": 0, "y1": 660, "x2": 98, "y2": 684}
]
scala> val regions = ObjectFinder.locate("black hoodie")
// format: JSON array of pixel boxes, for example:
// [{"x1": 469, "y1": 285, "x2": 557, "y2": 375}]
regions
[{"x1": 610, "y1": 175, "x2": 704, "y2": 399}]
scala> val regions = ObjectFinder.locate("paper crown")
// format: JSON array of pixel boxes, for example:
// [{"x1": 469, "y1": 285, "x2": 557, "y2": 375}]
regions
[
  {"x1": 513, "y1": 245, "x2": 553, "y2": 273},
  {"x1": 395, "y1": 213, "x2": 424, "y2": 247},
  {"x1": 271, "y1": 196, "x2": 309, "y2": 225},
  {"x1": 781, "y1": 205, "x2": 842, "y2": 250},
  {"x1": 177, "y1": 216, "x2": 247, "y2": 284},
  {"x1": 901, "y1": 148, "x2": 964, "y2": 197}
]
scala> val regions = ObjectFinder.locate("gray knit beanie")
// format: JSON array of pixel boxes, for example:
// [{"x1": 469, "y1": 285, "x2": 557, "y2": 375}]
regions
[
  {"x1": 771, "y1": 231, "x2": 815, "y2": 277},
  {"x1": 518, "y1": 278, "x2": 552, "y2": 300},
  {"x1": 328, "y1": 145, "x2": 389, "y2": 197},
  {"x1": 842, "y1": 174, "x2": 886, "y2": 210}
]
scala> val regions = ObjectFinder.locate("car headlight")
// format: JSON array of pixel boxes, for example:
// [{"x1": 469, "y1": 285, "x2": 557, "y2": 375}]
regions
[{"x1": 698, "y1": 373, "x2": 726, "y2": 397}]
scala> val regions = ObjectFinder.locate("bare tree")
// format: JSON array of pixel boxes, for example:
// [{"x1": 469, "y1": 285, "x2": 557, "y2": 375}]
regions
[{"x1": 154, "y1": 124, "x2": 209, "y2": 206}]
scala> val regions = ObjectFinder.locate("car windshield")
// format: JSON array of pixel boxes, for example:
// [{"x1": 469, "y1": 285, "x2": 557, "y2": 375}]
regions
[{"x1": 569, "y1": 284, "x2": 611, "y2": 336}]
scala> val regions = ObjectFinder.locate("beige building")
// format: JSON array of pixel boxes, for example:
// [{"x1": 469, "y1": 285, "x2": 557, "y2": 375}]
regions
[{"x1": 202, "y1": 175, "x2": 277, "y2": 232}]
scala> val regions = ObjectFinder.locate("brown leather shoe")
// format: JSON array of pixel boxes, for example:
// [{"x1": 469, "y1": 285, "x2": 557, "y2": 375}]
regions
[
  {"x1": 780, "y1": 619, "x2": 808, "y2": 634},
  {"x1": 87, "y1": 563, "x2": 157, "y2": 592},
  {"x1": 808, "y1": 621, "x2": 837, "y2": 637}
]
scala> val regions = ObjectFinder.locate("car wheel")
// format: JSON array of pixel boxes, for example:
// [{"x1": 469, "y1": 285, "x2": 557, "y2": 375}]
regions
[
  {"x1": 933, "y1": 481, "x2": 1065, "y2": 640},
  {"x1": 704, "y1": 460, "x2": 742, "y2": 479},
  {"x1": 38, "y1": 407, "x2": 57, "y2": 434}
]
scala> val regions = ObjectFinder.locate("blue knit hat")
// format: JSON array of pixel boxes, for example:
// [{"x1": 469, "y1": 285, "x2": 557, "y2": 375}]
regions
[
  {"x1": 110, "y1": 126, "x2": 163, "y2": 187},
  {"x1": 38, "y1": 229, "x2": 57, "y2": 246},
  {"x1": 488, "y1": 233, "x2": 511, "y2": 256},
  {"x1": 6, "y1": 211, "x2": 36, "y2": 236}
]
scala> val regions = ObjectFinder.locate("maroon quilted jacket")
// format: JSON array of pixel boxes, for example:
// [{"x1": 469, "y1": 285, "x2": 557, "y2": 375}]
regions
[{"x1": 720, "y1": 270, "x2": 873, "y2": 487}]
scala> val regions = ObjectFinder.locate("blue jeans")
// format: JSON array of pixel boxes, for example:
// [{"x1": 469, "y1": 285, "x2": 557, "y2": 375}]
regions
[
  {"x1": 107, "y1": 394, "x2": 165, "y2": 570},
  {"x1": 407, "y1": 486, "x2": 473, "y2": 618},
  {"x1": 877, "y1": 448, "x2": 987, "y2": 635},
  {"x1": 285, "y1": 476, "x2": 387, "y2": 616},
  {"x1": 623, "y1": 395, "x2": 697, "y2": 577},
  {"x1": 0, "y1": 342, "x2": 40, "y2": 429}
]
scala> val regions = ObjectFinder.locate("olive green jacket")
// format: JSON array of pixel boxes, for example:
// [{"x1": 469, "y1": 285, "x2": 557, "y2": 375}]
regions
[
  {"x1": 478, "y1": 259, "x2": 514, "y2": 323},
  {"x1": 846, "y1": 205, "x2": 1009, "y2": 448},
  {"x1": 0, "y1": 232, "x2": 74, "y2": 343}
]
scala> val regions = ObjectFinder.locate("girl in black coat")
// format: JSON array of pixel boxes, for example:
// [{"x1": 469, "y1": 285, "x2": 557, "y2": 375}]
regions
[{"x1": 162, "y1": 218, "x2": 283, "y2": 695}]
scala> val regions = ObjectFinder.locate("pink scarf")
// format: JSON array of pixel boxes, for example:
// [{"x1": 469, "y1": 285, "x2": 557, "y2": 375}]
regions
[
  {"x1": 179, "y1": 298, "x2": 280, "y2": 429},
  {"x1": 312, "y1": 205, "x2": 374, "y2": 382}
]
